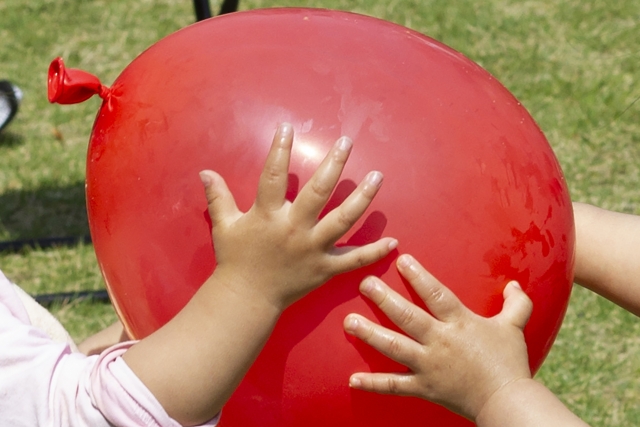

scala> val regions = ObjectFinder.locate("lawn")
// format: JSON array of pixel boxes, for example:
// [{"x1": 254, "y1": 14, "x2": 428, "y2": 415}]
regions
[{"x1": 1, "y1": 0, "x2": 639, "y2": 425}]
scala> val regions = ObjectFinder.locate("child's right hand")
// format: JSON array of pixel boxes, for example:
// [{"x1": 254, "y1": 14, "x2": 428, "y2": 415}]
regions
[
  {"x1": 200, "y1": 122, "x2": 397, "y2": 311},
  {"x1": 343, "y1": 254, "x2": 533, "y2": 421},
  {"x1": 343, "y1": 256, "x2": 591, "y2": 426}
]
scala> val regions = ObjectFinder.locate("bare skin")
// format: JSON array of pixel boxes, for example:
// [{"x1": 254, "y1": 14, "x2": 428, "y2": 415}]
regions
[
  {"x1": 344, "y1": 254, "x2": 590, "y2": 426},
  {"x1": 77, "y1": 321, "x2": 128, "y2": 356},
  {"x1": 573, "y1": 202, "x2": 640, "y2": 316},
  {"x1": 121, "y1": 123, "x2": 397, "y2": 426},
  {"x1": 82, "y1": 154, "x2": 637, "y2": 425}
]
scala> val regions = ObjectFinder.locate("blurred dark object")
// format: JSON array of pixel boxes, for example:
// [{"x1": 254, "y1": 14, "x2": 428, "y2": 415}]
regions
[
  {"x1": 219, "y1": 0, "x2": 239, "y2": 15},
  {"x1": 0, "y1": 235, "x2": 92, "y2": 253},
  {"x1": 0, "y1": 80, "x2": 22, "y2": 132},
  {"x1": 193, "y1": 0, "x2": 239, "y2": 21},
  {"x1": 34, "y1": 289, "x2": 110, "y2": 308}
]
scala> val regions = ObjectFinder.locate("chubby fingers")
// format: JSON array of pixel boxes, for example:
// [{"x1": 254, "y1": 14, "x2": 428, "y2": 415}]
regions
[
  {"x1": 255, "y1": 123, "x2": 294, "y2": 211},
  {"x1": 344, "y1": 310, "x2": 424, "y2": 375},
  {"x1": 396, "y1": 255, "x2": 465, "y2": 322},
  {"x1": 354, "y1": 276, "x2": 433, "y2": 340},
  {"x1": 343, "y1": 282, "x2": 426, "y2": 397},
  {"x1": 348, "y1": 371, "x2": 417, "y2": 396},
  {"x1": 498, "y1": 281, "x2": 533, "y2": 329},
  {"x1": 199, "y1": 170, "x2": 240, "y2": 228},
  {"x1": 290, "y1": 135, "x2": 353, "y2": 225},
  {"x1": 315, "y1": 170, "x2": 384, "y2": 244},
  {"x1": 329, "y1": 237, "x2": 398, "y2": 275}
]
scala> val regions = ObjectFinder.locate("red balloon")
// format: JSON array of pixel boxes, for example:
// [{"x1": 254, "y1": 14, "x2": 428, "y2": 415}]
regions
[{"x1": 50, "y1": 8, "x2": 574, "y2": 427}]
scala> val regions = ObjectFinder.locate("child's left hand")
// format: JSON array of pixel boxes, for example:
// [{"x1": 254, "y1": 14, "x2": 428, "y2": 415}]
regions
[
  {"x1": 124, "y1": 123, "x2": 398, "y2": 426},
  {"x1": 201, "y1": 122, "x2": 397, "y2": 310},
  {"x1": 343, "y1": 254, "x2": 533, "y2": 421}
]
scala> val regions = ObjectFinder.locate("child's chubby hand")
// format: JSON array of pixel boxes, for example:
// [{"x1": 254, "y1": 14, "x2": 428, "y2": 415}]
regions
[
  {"x1": 199, "y1": 123, "x2": 398, "y2": 311},
  {"x1": 343, "y1": 254, "x2": 533, "y2": 421}
]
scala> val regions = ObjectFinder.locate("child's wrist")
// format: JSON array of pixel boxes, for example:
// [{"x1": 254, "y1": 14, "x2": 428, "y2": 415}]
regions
[
  {"x1": 473, "y1": 376, "x2": 536, "y2": 424},
  {"x1": 201, "y1": 269, "x2": 286, "y2": 317}
]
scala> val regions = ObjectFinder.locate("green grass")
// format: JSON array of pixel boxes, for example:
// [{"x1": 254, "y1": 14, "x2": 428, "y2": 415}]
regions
[{"x1": 1, "y1": 0, "x2": 639, "y2": 425}]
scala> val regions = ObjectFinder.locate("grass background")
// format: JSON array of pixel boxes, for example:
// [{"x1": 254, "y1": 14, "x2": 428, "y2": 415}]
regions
[{"x1": 0, "y1": 0, "x2": 639, "y2": 425}]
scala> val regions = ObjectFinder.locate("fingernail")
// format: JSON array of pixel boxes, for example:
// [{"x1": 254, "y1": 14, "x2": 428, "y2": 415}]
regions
[
  {"x1": 388, "y1": 239, "x2": 398, "y2": 251},
  {"x1": 336, "y1": 136, "x2": 353, "y2": 151},
  {"x1": 510, "y1": 281, "x2": 522, "y2": 290},
  {"x1": 360, "y1": 277, "x2": 377, "y2": 294},
  {"x1": 199, "y1": 171, "x2": 213, "y2": 186},
  {"x1": 344, "y1": 315, "x2": 360, "y2": 332},
  {"x1": 279, "y1": 122, "x2": 293, "y2": 135},
  {"x1": 366, "y1": 171, "x2": 383, "y2": 188},
  {"x1": 397, "y1": 254, "x2": 413, "y2": 268},
  {"x1": 349, "y1": 376, "x2": 362, "y2": 388}
]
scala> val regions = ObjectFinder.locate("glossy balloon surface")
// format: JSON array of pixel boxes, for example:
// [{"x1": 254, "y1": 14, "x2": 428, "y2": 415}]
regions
[{"x1": 81, "y1": 8, "x2": 573, "y2": 427}]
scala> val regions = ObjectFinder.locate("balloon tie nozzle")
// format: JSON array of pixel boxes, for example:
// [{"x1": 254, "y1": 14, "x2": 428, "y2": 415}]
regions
[
  {"x1": 48, "y1": 57, "x2": 111, "y2": 104},
  {"x1": 97, "y1": 85, "x2": 110, "y2": 100}
]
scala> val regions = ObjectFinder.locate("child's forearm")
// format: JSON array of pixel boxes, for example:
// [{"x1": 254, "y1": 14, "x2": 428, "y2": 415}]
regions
[
  {"x1": 122, "y1": 273, "x2": 282, "y2": 426},
  {"x1": 475, "y1": 378, "x2": 590, "y2": 427},
  {"x1": 573, "y1": 202, "x2": 640, "y2": 316}
]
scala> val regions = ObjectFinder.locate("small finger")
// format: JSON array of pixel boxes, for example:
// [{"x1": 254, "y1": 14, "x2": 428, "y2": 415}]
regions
[
  {"x1": 199, "y1": 170, "x2": 240, "y2": 227},
  {"x1": 356, "y1": 275, "x2": 432, "y2": 340},
  {"x1": 396, "y1": 254, "x2": 465, "y2": 322},
  {"x1": 315, "y1": 171, "x2": 383, "y2": 244},
  {"x1": 329, "y1": 238, "x2": 398, "y2": 275},
  {"x1": 343, "y1": 313, "x2": 422, "y2": 368},
  {"x1": 290, "y1": 136, "x2": 353, "y2": 224},
  {"x1": 498, "y1": 281, "x2": 533, "y2": 329},
  {"x1": 349, "y1": 372, "x2": 417, "y2": 397},
  {"x1": 255, "y1": 123, "x2": 294, "y2": 211}
]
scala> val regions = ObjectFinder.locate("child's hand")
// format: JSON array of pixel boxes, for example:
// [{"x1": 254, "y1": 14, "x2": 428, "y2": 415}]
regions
[
  {"x1": 199, "y1": 123, "x2": 397, "y2": 310},
  {"x1": 124, "y1": 124, "x2": 397, "y2": 425},
  {"x1": 343, "y1": 254, "x2": 533, "y2": 421}
]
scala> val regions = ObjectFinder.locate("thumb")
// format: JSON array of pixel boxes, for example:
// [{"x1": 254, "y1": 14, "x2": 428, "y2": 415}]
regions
[
  {"x1": 199, "y1": 170, "x2": 239, "y2": 227},
  {"x1": 497, "y1": 281, "x2": 533, "y2": 330}
]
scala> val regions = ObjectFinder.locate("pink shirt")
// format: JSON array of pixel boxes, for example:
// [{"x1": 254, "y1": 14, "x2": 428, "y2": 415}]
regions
[{"x1": 0, "y1": 270, "x2": 218, "y2": 426}]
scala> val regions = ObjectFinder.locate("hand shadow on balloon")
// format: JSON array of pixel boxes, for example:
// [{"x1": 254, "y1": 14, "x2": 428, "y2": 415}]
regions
[
  {"x1": 286, "y1": 176, "x2": 397, "y2": 333},
  {"x1": 235, "y1": 176, "x2": 397, "y2": 417}
]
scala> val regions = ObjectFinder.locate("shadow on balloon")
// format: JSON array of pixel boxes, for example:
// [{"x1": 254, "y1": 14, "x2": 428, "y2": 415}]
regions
[{"x1": 226, "y1": 179, "x2": 397, "y2": 422}]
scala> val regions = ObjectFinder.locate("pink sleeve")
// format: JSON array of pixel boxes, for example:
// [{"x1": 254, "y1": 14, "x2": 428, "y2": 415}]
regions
[
  {"x1": 0, "y1": 271, "x2": 219, "y2": 426},
  {"x1": 88, "y1": 342, "x2": 220, "y2": 426}
]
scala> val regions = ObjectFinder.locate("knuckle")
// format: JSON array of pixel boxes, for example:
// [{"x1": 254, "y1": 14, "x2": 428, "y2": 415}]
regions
[
  {"x1": 375, "y1": 287, "x2": 391, "y2": 307},
  {"x1": 261, "y1": 164, "x2": 282, "y2": 184},
  {"x1": 386, "y1": 335, "x2": 404, "y2": 359},
  {"x1": 426, "y1": 285, "x2": 446, "y2": 304},
  {"x1": 205, "y1": 191, "x2": 219, "y2": 207},
  {"x1": 396, "y1": 305, "x2": 417, "y2": 327},
  {"x1": 360, "y1": 181, "x2": 378, "y2": 199},
  {"x1": 310, "y1": 179, "x2": 333, "y2": 199},
  {"x1": 335, "y1": 209, "x2": 355, "y2": 230},
  {"x1": 384, "y1": 377, "x2": 402, "y2": 394},
  {"x1": 331, "y1": 146, "x2": 350, "y2": 164},
  {"x1": 362, "y1": 324, "x2": 377, "y2": 343},
  {"x1": 521, "y1": 293, "x2": 533, "y2": 310},
  {"x1": 354, "y1": 254, "x2": 368, "y2": 268},
  {"x1": 343, "y1": 251, "x2": 369, "y2": 271}
]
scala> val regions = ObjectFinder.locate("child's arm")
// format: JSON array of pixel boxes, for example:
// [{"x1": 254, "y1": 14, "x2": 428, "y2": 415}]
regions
[
  {"x1": 122, "y1": 123, "x2": 397, "y2": 426},
  {"x1": 343, "y1": 255, "x2": 590, "y2": 427},
  {"x1": 77, "y1": 321, "x2": 128, "y2": 356},
  {"x1": 573, "y1": 202, "x2": 640, "y2": 316}
]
